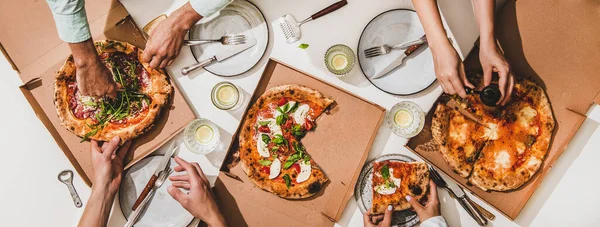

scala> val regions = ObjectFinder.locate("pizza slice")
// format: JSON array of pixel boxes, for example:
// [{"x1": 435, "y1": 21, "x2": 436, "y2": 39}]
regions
[
  {"x1": 239, "y1": 85, "x2": 334, "y2": 198},
  {"x1": 371, "y1": 161, "x2": 429, "y2": 214},
  {"x1": 431, "y1": 103, "x2": 490, "y2": 177}
]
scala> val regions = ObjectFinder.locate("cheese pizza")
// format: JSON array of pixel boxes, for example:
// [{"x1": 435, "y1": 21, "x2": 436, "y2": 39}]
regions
[{"x1": 371, "y1": 161, "x2": 429, "y2": 214}]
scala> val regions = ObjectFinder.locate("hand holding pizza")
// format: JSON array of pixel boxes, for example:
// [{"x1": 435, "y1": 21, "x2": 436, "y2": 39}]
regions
[
  {"x1": 90, "y1": 136, "x2": 131, "y2": 196},
  {"x1": 363, "y1": 205, "x2": 392, "y2": 227},
  {"x1": 69, "y1": 40, "x2": 118, "y2": 98},
  {"x1": 168, "y1": 157, "x2": 226, "y2": 227},
  {"x1": 406, "y1": 180, "x2": 441, "y2": 223}
]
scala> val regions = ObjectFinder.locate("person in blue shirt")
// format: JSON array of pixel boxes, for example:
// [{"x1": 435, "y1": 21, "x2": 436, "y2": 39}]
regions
[{"x1": 45, "y1": 0, "x2": 230, "y2": 98}]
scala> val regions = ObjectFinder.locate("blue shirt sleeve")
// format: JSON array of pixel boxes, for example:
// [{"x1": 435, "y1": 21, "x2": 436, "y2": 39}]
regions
[
  {"x1": 46, "y1": 0, "x2": 91, "y2": 43},
  {"x1": 189, "y1": 0, "x2": 232, "y2": 18}
]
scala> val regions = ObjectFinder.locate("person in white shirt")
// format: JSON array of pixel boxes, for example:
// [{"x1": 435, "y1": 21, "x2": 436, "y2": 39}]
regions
[
  {"x1": 45, "y1": 0, "x2": 231, "y2": 98},
  {"x1": 363, "y1": 180, "x2": 448, "y2": 227}
]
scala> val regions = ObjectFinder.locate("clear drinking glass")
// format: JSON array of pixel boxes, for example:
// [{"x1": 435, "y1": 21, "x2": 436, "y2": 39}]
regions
[
  {"x1": 183, "y1": 119, "x2": 220, "y2": 154},
  {"x1": 211, "y1": 82, "x2": 243, "y2": 110}
]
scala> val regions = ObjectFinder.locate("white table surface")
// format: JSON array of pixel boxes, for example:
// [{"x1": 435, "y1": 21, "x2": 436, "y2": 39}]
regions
[{"x1": 1, "y1": 0, "x2": 599, "y2": 226}]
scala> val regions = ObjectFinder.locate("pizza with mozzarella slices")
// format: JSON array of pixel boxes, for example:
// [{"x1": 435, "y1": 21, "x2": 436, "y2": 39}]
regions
[
  {"x1": 371, "y1": 161, "x2": 429, "y2": 214},
  {"x1": 238, "y1": 84, "x2": 334, "y2": 198},
  {"x1": 431, "y1": 74, "x2": 554, "y2": 191},
  {"x1": 54, "y1": 40, "x2": 172, "y2": 143}
]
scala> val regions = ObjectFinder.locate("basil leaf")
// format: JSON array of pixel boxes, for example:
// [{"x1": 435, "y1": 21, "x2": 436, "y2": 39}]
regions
[
  {"x1": 293, "y1": 141, "x2": 304, "y2": 153},
  {"x1": 381, "y1": 165, "x2": 390, "y2": 180},
  {"x1": 276, "y1": 114, "x2": 287, "y2": 125},
  {"x1": 83, "y1": 100, "x2": 97, "y2": 107},
  {"x1": 273, "y1": 134, "x2": 286, "y2": 146},
  {"x1": 282, "y1": 103, "x2": 290, "y2": 113},
  {"x1": 276, "y1": 106, "x2": 284, "y2": 114},
  {"x1": 289, "y1": 102, "x2": 299, "y2": 113},
  {"x1": 272, "y1": 154, "x2": 278, "y2": 159},
  {"x1": 292, "y1": 124, "x2": 305, "y2": 137},
  {"x1": 261, "y1": 134, "x2": 271, "y2": 144},
  {"x1": 298, "y1": 43, "x2": 309, "y2": 49},
  {"x1": 258, "y1": 159, "x2": 272, "y2": 166},
  {"x1": 259, "y1": 121, "x2": 270, "y2": 126},
  {"x1": 283, "y1": 174, "x2": 291, "y2": 188},
  {"x1": 271, "y1": 146, "x2": 279, "y2": 152},
  {"x1": 385, "y1": 179, "x2": 396, "y2": 188},
  {"x1": 303, "y1": 156, "x2": 310, "y2": 164}
]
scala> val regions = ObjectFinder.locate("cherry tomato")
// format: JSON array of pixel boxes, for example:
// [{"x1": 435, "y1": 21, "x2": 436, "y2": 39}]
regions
[
  {"x1": 292, "y1": 163, "x2": 301, "y2": 173},
  {"x1": 304, "y1": 119, "x2": 314, "y2": 131},
  {"x1": 260, "y1": 166, "x2": 270, "y2": 174},
  {"x1": 258, "y1": 125, "x2": 271, "y2": 133},
  {"x1": 278, "y1": 97, "x2": 288, "y2": 106},
  {"x1": 283, "y1": 118, "x2": 293, "y2": 129}
]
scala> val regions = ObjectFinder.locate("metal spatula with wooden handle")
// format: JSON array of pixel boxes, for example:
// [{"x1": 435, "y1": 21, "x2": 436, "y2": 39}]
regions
[{"x1": 278, "y1": 0, "x2": 348, "y2": 43}]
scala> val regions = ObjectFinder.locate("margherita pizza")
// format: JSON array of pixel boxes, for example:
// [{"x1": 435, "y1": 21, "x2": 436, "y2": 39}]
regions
[
  {"x1": 371, "y1": 161, "x2": 429, "y2": 214},
  {"x1": 54, "y1": 40, "x2": 172, "y2": 142},
  {"x1": 238, "y1": 84, "x2": 334, "y2": 199},
  {"x1": 431, "y1": 74, "x2": 555, "y2": 191}
]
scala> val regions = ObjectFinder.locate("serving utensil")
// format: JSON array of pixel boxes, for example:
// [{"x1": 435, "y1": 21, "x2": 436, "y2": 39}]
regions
[
  {"x1": 124, "y1": 168, "x2": 173, "y2": 227},
  {"x1": 58, "y1": 170, "x2": 82, "y2": 208},
  {"x1": 371, "y1": 42, "x2": 427, "y2": 80},
  {"x1": 182, "y1": 38, "x2": 257, "y2": 75},
  {"x1": 429, "y1": 166, "x2": 489, "y2": 226},
  {"x1": 183, "y1": 35, "x2": 247, "y2": 46},
  {"x1": 131, "y1": 142, "x2": 177, "y2": 210},
  {"x1": 278, "y1": 0, "x2": 347, "y2": 43},
  {"x1": 364, "y1": 35, "x2": 427, "y2": 58}
]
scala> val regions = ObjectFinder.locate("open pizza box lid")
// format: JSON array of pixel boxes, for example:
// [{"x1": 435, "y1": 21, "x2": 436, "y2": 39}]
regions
[
  {"x1": 213, "y1": 58, "x2": 386, "y2": 226},
  {"x1": 406, "y1": 0, "x2": 600, "y2": 220},
  {"x1": 0, "y1": 0, "x2": 196, "y2": 186}
]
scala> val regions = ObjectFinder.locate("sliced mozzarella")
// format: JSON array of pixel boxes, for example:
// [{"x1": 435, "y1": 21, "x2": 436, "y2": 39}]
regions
[
  {"x1": 388, "y1": 168, "x2": 402, "y2": 187},
  {"x1": 494, "y1": 150, "x2": 512, "y2": 169},
  {"x1": 375, "y1": 184, "x2": 397, "y2": 195},
  {"x1": 255, "y1": 133, "x2": 270, "y2": 158},
  {"x1": 293, "y1": 104, "x2": 311, "y2": 125},
  {"x1": 269, "y1": 158, "x2": 281, "y2": 179},
  {"x1": 257, "y1": 117, "x2": 283, "y2": 137},
  {"x1": 296, "y1": 161, "x2": 312, "y2": 183},
  {"x1": 517, "y1": 106, "x2": 538, "y2": 127}
]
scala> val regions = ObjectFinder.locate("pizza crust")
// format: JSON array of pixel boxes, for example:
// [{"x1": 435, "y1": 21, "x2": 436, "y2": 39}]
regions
[
  {"x1": 54, "y1": 40, "x2": 172, "y2": 143},
  {"x1": 238, "y1": 84, "x2": 333, "y2": 199},
  {"x1": 371, "y1": 161, "x2": 429, "y2": 214}
]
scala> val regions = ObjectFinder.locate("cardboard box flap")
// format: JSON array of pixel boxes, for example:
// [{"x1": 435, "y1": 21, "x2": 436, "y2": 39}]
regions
[
  {"x1": 495, "y1": 0, "x2": 600, "y2": 115},
  {"x1": 0, "y1": 0, "x2": 121, "y2": 75}
]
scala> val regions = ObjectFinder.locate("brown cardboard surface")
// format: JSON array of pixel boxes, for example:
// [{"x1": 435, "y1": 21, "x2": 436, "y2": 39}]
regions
[
  {"x1": 406, "y1": 0, "x2": 600, "y2": 220},
  {"x1": 214, "y1": 59, "x2": 385, "y2": 227},
  {"x1": 2, "y1": 1, "x2": 196, "y2": 186}
]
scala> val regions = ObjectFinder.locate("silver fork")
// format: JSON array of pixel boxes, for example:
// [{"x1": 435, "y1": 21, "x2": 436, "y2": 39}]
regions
[
  {"x1": 429, "y1": 166, "x2": 489, "y2": 226},
  {"x1": 124, "y1": 168, "x2": 173, "y2": 227},
  {"x1": 364, "y1": 35, "x2": 427, "y2": 58},
  {"x1": 183, "y1": 35, "x2": 247, "y2": 46}
]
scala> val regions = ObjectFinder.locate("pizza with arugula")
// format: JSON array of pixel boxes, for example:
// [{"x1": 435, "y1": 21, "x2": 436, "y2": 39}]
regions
[
  {"x1": 239, "y1": 84, "x2": 334, "y2": 199},
  {"x1": 54, "y1": 40, "x2": 172, "y2": 143}
]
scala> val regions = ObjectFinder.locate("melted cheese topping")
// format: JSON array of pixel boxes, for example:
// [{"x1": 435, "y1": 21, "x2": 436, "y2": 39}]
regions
[
  {"x1": 494, "y1": 150, "x2": 512, "y2": 169},
  {"x1": 374, "y1": 168, "x2": 401, "y2": 195},
  {"x1": 527, "y1": 157, "x2": 541, "y2": 168},
  {"x1": 518, "y1": 106, "x2": 538, "y2": 127},
  {"x1": 516, "y1": 142, "x2": 526, "y2": 154},
  {"x1": 450, "y1": 123, "x2": 469, "y2": 142},
  {"x1": 293, "y1": 104, "x2": 311, "y2": 125},
  {"x1": 485, "y1": 123, "x2": 500, "y2": 140},
  {"x1": 296, "y1": 161, "x2": 312, "y2": 183},
  {"x1": 269, "y1": 158, "x2": 281, "y2": 179},
  {"x1": 256, "y1": 133, "x2": 270, "y2": 158}
]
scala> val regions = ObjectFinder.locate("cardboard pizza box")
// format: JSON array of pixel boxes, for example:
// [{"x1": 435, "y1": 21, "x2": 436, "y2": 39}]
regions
[
  {"x1": 0, "y1": 0, "x2": 196, "y2": 186},
  {"x1": 213, "y1": 58, "x2": 386, "y2": 226},
  {"x1": 406, "y1": 0, "x2": 600, "y2": 220}
]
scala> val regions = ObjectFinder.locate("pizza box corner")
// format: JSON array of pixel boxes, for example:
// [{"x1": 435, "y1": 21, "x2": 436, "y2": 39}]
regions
[
  {"x1": 213, "y1": 58, "x2": 386, "y2": 227},
  {"x1": 406, "y1": 0, "x2": 600, "y2": 220},
  {"x1": 0, "y1": 0, "x2": 196, "y2": 186}
]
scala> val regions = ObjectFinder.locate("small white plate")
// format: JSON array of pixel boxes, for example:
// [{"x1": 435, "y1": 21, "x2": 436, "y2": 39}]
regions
[
  {"x1": 119, "y1": 156, "x2": 193, "y2": 227},
  {"x1": 189, "y1": 0, "x2": 268, "y2": 76},
  {"x1": 358, "y1": 9, "x2": 436, "y2": 95}
]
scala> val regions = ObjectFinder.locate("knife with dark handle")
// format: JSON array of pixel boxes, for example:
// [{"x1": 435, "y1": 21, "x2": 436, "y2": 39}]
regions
[
  {"x1": 131, "y1": 174, "x2": 158, "y2": 210},
  {"x1": 371, "y1": 42, "x2": 427, "y2": 79}
]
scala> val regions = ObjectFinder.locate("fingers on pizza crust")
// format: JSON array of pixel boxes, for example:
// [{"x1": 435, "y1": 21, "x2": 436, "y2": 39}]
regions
[
  {"x1": 238, "y1": 84, "x2": 333, "y2": 199},
  {"x1": 371, "y1": 162, "x2": 430, "y2": 214},
  {"x1": 54, "y1": 40, "x2": 172, "y2": 143}
]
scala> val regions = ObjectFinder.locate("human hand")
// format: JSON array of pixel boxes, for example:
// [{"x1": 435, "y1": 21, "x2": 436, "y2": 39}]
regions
[
  {"x1": 479, "y1": 44, "x2": 514, "y2": 105},
  {"x1": 70, "y1": 39, "x2": 118, "y2": 98},
  {"x1": 168, "y1": 156, "x2": 226, "y2": 227},
  {"x1": 406, "y1": 180, "x2": 441, "y2": 223},
  {"x1": 90, "y1": 136, "x2": 131, "y2": 196},
  {"x1": 143, "y1": 3, "x2": 202, "y2": 69},
  {"x1": 363, "y1": 205, "x2": 392, "y2": 227},
  {"x1": 431, "y1": 42, "x2": 474, "y2": 98}
]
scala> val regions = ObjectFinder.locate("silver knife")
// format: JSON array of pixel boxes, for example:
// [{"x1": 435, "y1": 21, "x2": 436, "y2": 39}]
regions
[
  {"x1": 130, "y1": 141, "x2": 176, "y2": 211},
  {"x1": 371, "y1": 41, "x2": 427, "y2": 80},
  {"x1": 181, "y1": 37, "x2": 257, "y2": 75}
]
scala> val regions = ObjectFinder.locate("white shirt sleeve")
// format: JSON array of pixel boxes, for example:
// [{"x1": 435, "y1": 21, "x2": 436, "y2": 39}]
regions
[
  {"x1": 45, "y1": 0, "x2": 91, "y2": 43},
  {"x1": 420, "y1": 216, "x2": 448, "y2": 227},
  {"x1": 189, "y1": 0, "x2": 232, "y2": 18}
]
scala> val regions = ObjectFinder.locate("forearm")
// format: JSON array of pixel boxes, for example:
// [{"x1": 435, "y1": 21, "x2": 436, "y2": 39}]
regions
[
  {"x1": 78, "y1": 186, "x2": 116, "y2": 227},
  {"x1": 411, "y1": 0, "x2": 453, "y2": 53},
  {"x1": 172, "y1": 2, "x2": 204, "y2": 31},
  {"x1": 68, "y1": 39, "x2": 100, "y2": 68},
  {"x1": 472, "y1": 0, "x2": 496, "y2": 49}
]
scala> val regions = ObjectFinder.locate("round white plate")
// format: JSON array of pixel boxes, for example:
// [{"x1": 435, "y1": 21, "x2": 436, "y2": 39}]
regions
[
  {"x1": 355, "y1": 154, "x2": 419, "y2": 227},
  {"x1": 358, "y1": 9, "x2": 436, "y2": 95},
  {"x1": 189, "y1": 0, "x2": 268, "y2": 76},
  {"x1": 119, "y1": 156, "x2": 193, "y2": 227}
]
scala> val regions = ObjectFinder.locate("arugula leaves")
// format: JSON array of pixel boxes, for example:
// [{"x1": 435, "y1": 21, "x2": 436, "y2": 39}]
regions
[
  {"x1": 258, "y1": 159, "x2": 272, "y2": 166},
  {"x1": 283, "y1": 174, "x2": 291, "y2": 188}
]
